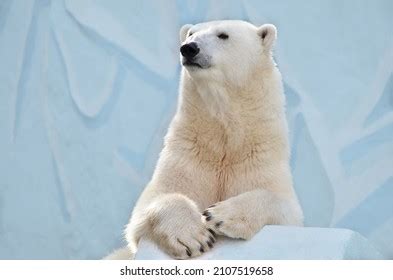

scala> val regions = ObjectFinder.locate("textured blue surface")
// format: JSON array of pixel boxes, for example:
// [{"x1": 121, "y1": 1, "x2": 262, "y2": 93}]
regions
[{"x1": 0, "y1": 0, "x2": 392, "y2": 259}]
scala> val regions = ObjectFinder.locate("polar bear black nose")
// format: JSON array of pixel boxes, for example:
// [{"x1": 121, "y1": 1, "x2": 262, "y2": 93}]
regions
[{"x1": 180, "y1": 42, "x2": 200, "y2": 59}]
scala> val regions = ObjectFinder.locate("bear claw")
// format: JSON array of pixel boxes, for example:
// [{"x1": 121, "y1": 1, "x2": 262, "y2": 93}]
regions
[
  {"x1": 215, "y1": 221, "x2": 223, "y2": 228},
  {"x1": 186, "y1": 248, "x2": 192, "y2": 257},
  {"x1": 208, "y1": 228, "x2": 216, "y2": 236}
]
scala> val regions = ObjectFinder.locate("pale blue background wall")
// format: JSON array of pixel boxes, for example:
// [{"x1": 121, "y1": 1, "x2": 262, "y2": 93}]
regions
[{"x1": 0, "y1": 0, "x2": 392, "y2": 259}]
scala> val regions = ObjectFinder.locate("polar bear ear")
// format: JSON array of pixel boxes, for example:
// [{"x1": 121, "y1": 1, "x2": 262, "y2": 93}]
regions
[
  {"x1": 180, "y1": 24, "x2": 193, "y2": 43},
  {"x1": 257, "y1": 24, "x2": 277, "y2": 50}
]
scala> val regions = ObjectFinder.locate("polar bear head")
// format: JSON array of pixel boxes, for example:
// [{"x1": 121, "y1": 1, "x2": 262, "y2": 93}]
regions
[{"x1": 179, "y1": 20, "x2": 277, "y2": 86}]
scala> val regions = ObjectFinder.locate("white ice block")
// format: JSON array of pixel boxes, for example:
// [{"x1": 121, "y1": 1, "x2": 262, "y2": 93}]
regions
[{"x1": 135, "y1": 226, "x2": 384, "y2": 260}]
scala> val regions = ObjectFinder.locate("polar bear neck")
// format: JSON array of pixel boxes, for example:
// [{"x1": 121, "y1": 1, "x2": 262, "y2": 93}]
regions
[
  {"x1": 170, "y1": 65, "x2": 288, "y2": 154},
  {"x1": 179, "y1": 66, "x2": 285, "y2": 122}
]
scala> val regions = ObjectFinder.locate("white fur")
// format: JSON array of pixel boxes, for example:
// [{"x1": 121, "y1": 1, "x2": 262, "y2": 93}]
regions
[{"x1": 111, "y1": 20, "x2": 303, "y2": 260}]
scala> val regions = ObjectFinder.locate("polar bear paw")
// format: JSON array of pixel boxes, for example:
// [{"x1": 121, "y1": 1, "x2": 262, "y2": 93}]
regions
[
  {"x1": 155, "y1": 228, "x2": 215, "y2": 259},
  {"x1": 150, "y1": 211, "x2": 216, "y2": 259},
  {"x1": 202, "y1": 200, "x2": 256, "y2": 240}
]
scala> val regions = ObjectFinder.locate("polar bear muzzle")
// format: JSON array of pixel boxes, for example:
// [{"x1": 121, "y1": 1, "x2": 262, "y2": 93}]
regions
[
  {"x1": 180, "y1": 42, "x2": 200, "y2": 60},
  {"x1": 180, "y1": 42, "x2": 209, "y2": 69},
  {"x1": 180, "y1": 40, "x2": 212, "y2": 69}
]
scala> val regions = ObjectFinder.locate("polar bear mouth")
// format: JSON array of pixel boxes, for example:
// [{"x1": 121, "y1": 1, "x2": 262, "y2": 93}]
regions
[
  {"x1": 181, "y1": 56, "x2": 211, "y2": 69},
  {"x1": 182, "y1": 60, "x2": 203, "y2": 68}
]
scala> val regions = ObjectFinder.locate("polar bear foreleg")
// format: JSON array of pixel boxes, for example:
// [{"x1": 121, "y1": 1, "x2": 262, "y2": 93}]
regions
[
  {"x1": 125, "y1": 192, "x2": 216, "y2": 259},
  {"x1": 203, "y1": 188, "x2": 303, "y2": 240}
]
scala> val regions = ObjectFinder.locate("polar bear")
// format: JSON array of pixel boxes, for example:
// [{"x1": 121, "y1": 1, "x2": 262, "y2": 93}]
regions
[{"x1": 114, "y1": 20, "x2": 303, "y2": 260}]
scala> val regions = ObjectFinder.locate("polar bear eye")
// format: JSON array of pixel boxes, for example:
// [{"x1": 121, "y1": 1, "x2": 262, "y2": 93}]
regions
[
  {"x1": 217, "y1": 33, "x2": 229, "y2": 40},
  {"x1": 188, "y1": 32, "x2": 193, "y2": 37}
]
